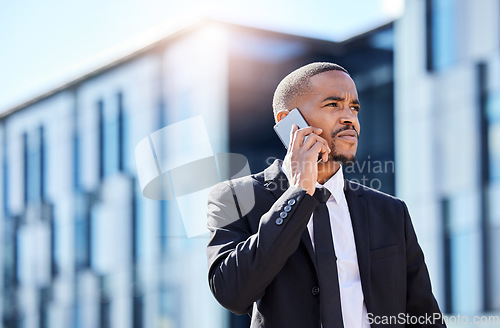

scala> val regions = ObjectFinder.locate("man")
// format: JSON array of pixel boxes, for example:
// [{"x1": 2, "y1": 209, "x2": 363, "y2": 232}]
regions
[{"x1": 206, "y1": 62, "x2": 445, "y2": 327}]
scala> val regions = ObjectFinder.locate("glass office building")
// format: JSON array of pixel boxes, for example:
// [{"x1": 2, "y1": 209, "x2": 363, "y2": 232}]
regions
[
  {"x1": 0, "y1": 19, "x2": 394, "y2": 328},
  {"x1": 395, "y1": 0, "x2": 500, "y2": 324}
]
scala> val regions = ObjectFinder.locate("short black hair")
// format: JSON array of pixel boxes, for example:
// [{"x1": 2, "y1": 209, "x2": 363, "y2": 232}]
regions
[{"x1": 272, "y1": 62, "x2": 349, "y2": 121}]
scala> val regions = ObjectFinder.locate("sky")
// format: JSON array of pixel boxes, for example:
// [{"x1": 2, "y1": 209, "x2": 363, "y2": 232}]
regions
[{"x1": 0, "y1": 0, "x2": 404, "y2": 113}]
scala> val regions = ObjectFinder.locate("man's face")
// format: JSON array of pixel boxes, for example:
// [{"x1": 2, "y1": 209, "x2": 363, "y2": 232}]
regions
[{"x1": 296, "y1": 70, "x2": 360, "y2": 164}]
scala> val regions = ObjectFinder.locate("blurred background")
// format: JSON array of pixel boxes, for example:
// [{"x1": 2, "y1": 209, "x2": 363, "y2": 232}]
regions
[{"x1": 0, "y1": 0, "x2": 499, "y2": 327}]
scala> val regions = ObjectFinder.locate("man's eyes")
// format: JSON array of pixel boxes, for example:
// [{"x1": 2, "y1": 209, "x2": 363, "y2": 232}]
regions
[{"x1": 325, "y1": 103, "x2": 360, "y2": 112}]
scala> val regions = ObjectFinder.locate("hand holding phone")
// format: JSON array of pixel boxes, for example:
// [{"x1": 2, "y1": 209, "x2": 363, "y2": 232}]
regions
[
  {"x1": 273, "y1": 108, "x2": 309, "y2": 149},
  {"x1": 273, "y1": 108, "x2": 325, "y2": 162},
  {"x1": 273, "y1": 109, "x2": 330, "y2": 195}
]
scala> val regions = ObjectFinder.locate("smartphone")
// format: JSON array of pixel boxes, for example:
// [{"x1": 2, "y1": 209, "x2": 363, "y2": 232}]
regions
[
  {"x1": 273, "y1": 108, "x2": 309, "y2": 149},
  {"x1": 273, "y1": 108, "x2": 323, "y2": 161}
]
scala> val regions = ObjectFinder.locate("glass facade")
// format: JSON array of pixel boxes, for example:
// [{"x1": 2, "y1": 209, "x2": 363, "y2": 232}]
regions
[
  {"x1": 398, "y1": 0, "x2": 500, "y2": 322},
  {"x1": 0, "y1": 23, "x2": 229, "y2": 327},
  {"x1": 426, "y1": 0, "x2": 456, "y2": 71},
  {"x1": 486, "y1": 83, "x2": 500, "y2": 311},
  {"x1": 444, "y1": 191, "x2": 482, "y2": 313}
]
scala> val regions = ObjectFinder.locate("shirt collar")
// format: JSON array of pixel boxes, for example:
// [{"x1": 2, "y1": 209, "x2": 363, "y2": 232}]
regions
[
  {"x1": 317, "y1": 165, "x2": 344, "y2": 204},
  {"x1": 280, "y1": 163, "x2": 344, "y2": 204}
]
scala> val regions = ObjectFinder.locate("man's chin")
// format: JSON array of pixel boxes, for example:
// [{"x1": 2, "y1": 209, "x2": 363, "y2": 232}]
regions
[{"x1": 329, "y1": 153, "x2": 356, "y2": 166}]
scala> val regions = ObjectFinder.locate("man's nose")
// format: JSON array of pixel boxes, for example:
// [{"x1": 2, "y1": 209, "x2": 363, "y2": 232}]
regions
[
  {"x1": 340, "y1": 107, "x2": 356, "y2": 126},
  {"x1": 340, "y1": 117, "x2": 354, "y2": 125}
]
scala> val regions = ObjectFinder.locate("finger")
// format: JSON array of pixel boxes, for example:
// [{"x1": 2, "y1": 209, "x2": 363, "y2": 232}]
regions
[
  {"x1": 322, "y1": 149, "x2": 329, "y2": 162},
  {"x1": 309, "y1": 141, "x2": 330, "y2": 161},
  {"x1": 292, "y1": 126, "x2": 323, "y2": 150},
  {"x1": 302, "y1": 133, "x2": 331, "y2": 154},
  {"x1": 288, "y1": 124, "x2": 298, "y2": 149},
  {"x1": 302, "y1": 133, "x2": 330, "y2": 152}
]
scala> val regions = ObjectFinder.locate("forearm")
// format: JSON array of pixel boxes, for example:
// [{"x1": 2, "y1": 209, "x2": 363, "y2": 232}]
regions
[{"x1": 207, "y1": 183, "x2": 318, "y2": 314}]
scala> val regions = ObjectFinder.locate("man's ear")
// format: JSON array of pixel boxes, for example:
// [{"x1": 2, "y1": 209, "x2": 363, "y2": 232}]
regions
[{"x1": 276, "y1": 110, "x2": 290, "y2": 123}]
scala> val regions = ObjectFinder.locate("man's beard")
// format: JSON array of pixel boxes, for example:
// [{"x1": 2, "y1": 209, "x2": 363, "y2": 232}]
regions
[{"x1": 328, "y1": 126, "x2": 358, "y2": 166}]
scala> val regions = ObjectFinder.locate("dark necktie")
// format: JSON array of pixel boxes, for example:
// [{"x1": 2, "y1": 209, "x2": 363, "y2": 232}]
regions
[{"x1": 313, "y1": 187, "x2": 344, "y2": 328}]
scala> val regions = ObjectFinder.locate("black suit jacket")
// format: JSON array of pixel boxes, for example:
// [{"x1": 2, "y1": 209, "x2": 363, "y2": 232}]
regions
[{"x1": 206, "y1": 160, "x2": 445, "y2": 327}]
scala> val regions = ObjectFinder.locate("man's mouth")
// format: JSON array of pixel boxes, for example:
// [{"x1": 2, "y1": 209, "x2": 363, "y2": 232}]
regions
[{"x1": 333, "y1": 127, "x2": 359, "y2": 143}]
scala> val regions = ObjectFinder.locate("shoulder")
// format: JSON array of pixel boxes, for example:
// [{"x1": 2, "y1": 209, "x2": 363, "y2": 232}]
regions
[
  {"x1": 207, "y1": 169, "x2": 268, "y2": 223},
  {"x1": 209, "y1": 170, "x2": 265, "y2": 199},
  {"x1": 345, "y1": 180, "x2": 412, "y2": 230},
  {"x1": 208, "y1": 168, "x2": 268, "y2": 214}
]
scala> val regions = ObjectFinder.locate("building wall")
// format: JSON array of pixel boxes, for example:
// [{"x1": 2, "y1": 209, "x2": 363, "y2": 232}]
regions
[
  {"x1": 0, "y1": 22, "x2": 229, "y2": 328},
  {"x1": 395, "y1": 0, "x2": 500, "y2": 323}
]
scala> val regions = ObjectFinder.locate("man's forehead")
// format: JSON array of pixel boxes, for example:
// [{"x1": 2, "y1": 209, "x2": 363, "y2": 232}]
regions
[
  {"x1": 310, "y1": 70, "x2": 355, "y2": 86},
  {"x1": 308, "y1": 71, "x2": 358, "y2": 98}
]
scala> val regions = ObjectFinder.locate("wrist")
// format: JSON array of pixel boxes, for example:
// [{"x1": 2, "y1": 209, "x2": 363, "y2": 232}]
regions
[{"x1": 293, "y1": 181, "x2": 315, "y2": 196}]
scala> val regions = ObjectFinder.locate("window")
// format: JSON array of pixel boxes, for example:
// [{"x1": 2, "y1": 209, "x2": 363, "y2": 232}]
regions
[
  {"x1": 441, "y1": 198, "x2": 452, "y2": 312},
  {"x1": 39, "y1": 287, "x2": 50, "y2": 328},
  {"x1": 487, "y1": 93, "x2": 500, "y2": 181},
  {"x1": 26, "y1": 130, "x2": 41, "y2": 203},
  {"x1": 3, "y1": 136, "x2": 10, "y2": 217},
  {"x1": 97, "y1": 99, "x2": 104, "y2": 180},
  {"x1": 74, "y1": 193, "x2": 91, "y2": 270},
  {"x1": 24, "y1": 125, "x2": 48, "y2": 204},
  {"x1": 99, "y1": 92, "x2": 126, "y2": 178},
  {"x1": 133, "y1": 293, "x2": 143, "y2": 328},
  {"x1": 442, "y1": 192, "x2": 482, "y2": 313},
  {"x1": 99, "y1": 275, "x2": 111, "y2": 328},
  {"x1": 426, "y1": 0, "x2": 456, "y2": 72},
  {"x1": 22, "y1": 132, "x2": 28, "y2": 205},
  {"x1": 73, "y1": 123, "x2": 81, "y2": 191},
  {"x1": 159, "y1": 200, "x2": 168, "y2": 255},
  {"x1": 49, "y1": 204, "x2": 57, "y2": 278},
  {"x1": 39, "y1": 126, "x2": 46, "y2": 201},
  {"x1": 117, "y1": 92, "x2": 125, "y2": 172},
  {"x1": 132, "y1": 182, "x2": 142, "y2": 263},
  {"x1": 3, "y1": 217, "x2": 19, "y2": 288}
]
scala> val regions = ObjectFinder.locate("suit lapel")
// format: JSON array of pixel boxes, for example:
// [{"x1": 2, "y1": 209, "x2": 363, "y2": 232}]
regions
[
  {"x1": 344, "y1": 180, "x2": 372, "y2": 312},
  {"x1": 263, "y1": 160, "x2": 318, "y2": 272}
]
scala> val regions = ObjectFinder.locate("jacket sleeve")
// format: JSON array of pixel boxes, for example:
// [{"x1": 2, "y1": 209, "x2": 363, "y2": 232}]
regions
[
  {"x1": 403, "y1": 201, "x2": 447, "y2": 327},
  {"x1": 206, "y1": 180, "x2": 319, "y2": 315}
]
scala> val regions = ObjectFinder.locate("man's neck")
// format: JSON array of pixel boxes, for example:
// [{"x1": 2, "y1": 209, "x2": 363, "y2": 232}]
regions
[{"x1": 317, "y1": 161, "x2": 341, "y2": 185}]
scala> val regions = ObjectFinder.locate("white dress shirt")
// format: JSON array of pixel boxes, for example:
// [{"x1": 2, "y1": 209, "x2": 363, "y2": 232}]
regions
[{"x1": 282, "y1": 165, "x2": 369, "y2": 328}]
